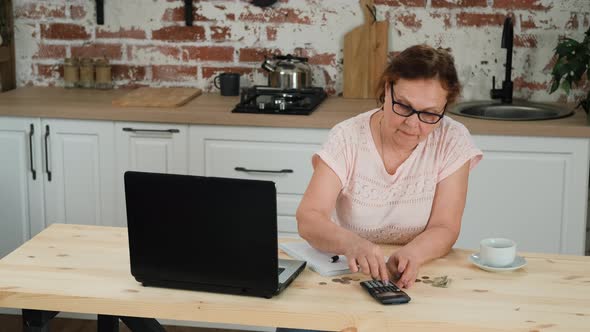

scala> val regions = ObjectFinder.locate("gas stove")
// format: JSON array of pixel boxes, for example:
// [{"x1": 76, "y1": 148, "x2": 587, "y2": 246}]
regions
[{"x1": 232, "y1": 86, "x2": 327, "y2": 115}]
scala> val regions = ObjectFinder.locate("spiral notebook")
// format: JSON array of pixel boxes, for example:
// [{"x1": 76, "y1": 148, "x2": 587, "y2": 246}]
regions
[{"x1": 279, "y1": 241, "x2": 351, "y2": 277}]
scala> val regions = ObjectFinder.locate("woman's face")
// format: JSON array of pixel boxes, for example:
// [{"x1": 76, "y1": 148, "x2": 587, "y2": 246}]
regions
[{"x1": 382, "y1": 78, "x2": 448, "y2": 150}]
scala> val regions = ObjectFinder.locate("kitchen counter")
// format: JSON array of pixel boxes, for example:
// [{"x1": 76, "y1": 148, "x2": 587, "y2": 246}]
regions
[
  {"x1": 0, "y1": 87, "x2": 589, "y2": 137},
  {"x1": 0, "y1": 223, "x2": 588, "y2": 331}
]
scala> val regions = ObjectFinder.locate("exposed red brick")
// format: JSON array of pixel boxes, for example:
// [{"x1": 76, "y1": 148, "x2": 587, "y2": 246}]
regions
[
  {"x1": 162, "y1": 6, "x2": 210, "y2": 22},
  {"x1": 41, "y1": 23, "x2": 90, "y2": 40},
  {"x1": 152, "y1": 26, "x2": 205, "y2": 42},
  {"x1": 202, "y1": 67, "x2": 258, "y2": 79},
  {"x1": 493, "y1": 0, "x2": 551, "y2": 11},
  {"x1": 308, "y1": 53, "x2": 336, "y2": 66},
  {"x1": 266, "y1": 26, "x2": 278, "y2": 41},
  {"x1": 70, "y1": 5, "x2": 87, "y2": 19},
  {"x1": 211, "y1": 26, "x2": 231, "y2": 41},
  {"x1": 520, "y1": 14, "x2": 537, "y2": 30},
  {"x1": 543, "y1": 55, "x2": 557, "y2": 72},
  {"x1": 565, "y1": 13, "x2": 579, "y2": 30},
  {"x1": 34, "y1": 44, "x2": 66, "y2": 59},
  {"x1": 15, "y1": 3, "x2": 66, "y2": 19},
  {"x1": 456, "y1": 13, "x2": 505, "y2": 27},
  {"x1": 513, "y1": 76, "x2": 547, "y2": 91},
  {"x1": 514, "y1": 34, "x2": 537, "y2": 48},
  {"x1": 130, "y1": 45, "x2": 181, "y2": 61},
  {"x1": 321, "y1": 68, "x2": 336, "y2": 96},
  {"x1": 182, "y1": 46, "x2": 234, "y2": 62},
  {"x1": 430, "y1": 13, "x2": 452, "y2": 28},
  {"x1": 112, "y1": 65, "x2": 147, "y2": 81},
  {"x1": 97, "y1": 27, "x2": 146, "y2": 39},
  {"x1": 239, "y1": 8, "x2": 311, "y2": 24},
  {"x1": 37, "y1": 64, "x2": 63, "y2": 79},
  {"x1": 397, "y1": 13, "x2": 422, "y2": 29},
  {"x1": 431, "y1": 0, "x2": 486, "y2": 8},
  {"x1": 152, "y1": 65, "x2": 198, "y2": 82},
  {"x1": 584, "y1": 13, "x2": 589, "y2": 28},
  {"x1": 239, "y1": 48, "x2": 282, "y2": 62},
  {"x1": 71, "y1": 44, "x2": 123, "y2": 60},
  {"x1": 374, "y1": 0, "x2": 425, "y2": 6},
  {"x1": 226, "y1": 13, "x2": 236, "y2": 20}
]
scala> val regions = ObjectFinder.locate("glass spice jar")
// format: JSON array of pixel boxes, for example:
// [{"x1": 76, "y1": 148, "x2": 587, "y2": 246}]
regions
[
  {"x1": 78, "y1": 57, "x2": 95, "y2": 88},
  {"x1": 94, "y1": 57, "x2": 113, "y2": 90},
  {"x1": 63, "y1": 57, "x2": 79, "y2": 88}
]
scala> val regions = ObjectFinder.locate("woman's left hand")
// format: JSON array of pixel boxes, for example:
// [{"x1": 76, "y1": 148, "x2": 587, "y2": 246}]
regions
[{"x1": 386, "y1": 248, "x2": 423, "y2": 289}]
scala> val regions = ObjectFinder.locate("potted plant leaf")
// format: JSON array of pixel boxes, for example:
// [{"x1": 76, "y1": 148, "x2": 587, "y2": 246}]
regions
[{"x1": 549, "y1": 27, "x2": 590, "y2": 120}]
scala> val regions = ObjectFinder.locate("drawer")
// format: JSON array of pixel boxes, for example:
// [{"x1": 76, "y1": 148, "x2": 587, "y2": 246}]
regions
[{"x1": 204, "y1": 139, "x2": 319, "y2": 195}]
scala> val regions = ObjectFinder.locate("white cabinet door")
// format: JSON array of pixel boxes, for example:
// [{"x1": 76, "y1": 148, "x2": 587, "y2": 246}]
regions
[
  {"x1": 189, "y1": 125, "x2": 327, "y2": 235},
  {"x1": 115, "y1": 122, "x2": 188, "y2": 226},
  {"x1": 457, "y1": 135, "x2": 589, "y2": 255},
  {"x1": 42, "y1": 119, "x2": 115, "y2": 227},
  {"x1": 0, "y1": 118, "x2": 45, "y2": 257}
]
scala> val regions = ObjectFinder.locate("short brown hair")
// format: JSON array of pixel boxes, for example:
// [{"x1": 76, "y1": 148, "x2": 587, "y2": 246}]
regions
[{"x1": 377, "y1": 44, "x2": 461, "y2": 105}]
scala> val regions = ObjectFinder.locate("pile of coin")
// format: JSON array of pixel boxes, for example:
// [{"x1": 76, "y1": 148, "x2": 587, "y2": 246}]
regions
[{"x1": 416, "y1": 275, "x2": 452, "y2": 288}]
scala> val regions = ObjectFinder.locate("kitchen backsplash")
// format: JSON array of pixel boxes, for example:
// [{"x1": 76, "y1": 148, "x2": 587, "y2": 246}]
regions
[{"x1": 13, "y1": 0, "x2": 590, "y2": 101}]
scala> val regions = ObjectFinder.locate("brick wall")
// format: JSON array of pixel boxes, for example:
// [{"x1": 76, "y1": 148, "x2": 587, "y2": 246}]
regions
[{"x1": 13, "y1": 0, "x2": 590, "y2": 101}]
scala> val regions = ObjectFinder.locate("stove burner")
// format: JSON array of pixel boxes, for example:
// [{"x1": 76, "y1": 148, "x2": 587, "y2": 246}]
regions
[{"x1": 232, "y1": 86, "x2": 327, "y2": 115}]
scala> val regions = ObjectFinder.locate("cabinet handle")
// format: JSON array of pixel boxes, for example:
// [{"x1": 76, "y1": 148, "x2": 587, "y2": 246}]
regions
[
  {"x1": 44, "y1": 125, "x2": 51, "y2": 182},
  {"x1": 28, "y1": 124, "x2": 36, "y2": 180},
  {"x1": 122, "y1": 127, "x2": 180, "y2": 134},
  {"x1": 234, "y1": 167, "x2": 293, "y2": 174}
]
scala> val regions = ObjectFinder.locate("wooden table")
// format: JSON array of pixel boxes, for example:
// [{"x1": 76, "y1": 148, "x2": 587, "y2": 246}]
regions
[{"x1": 0, "y1": 224, "x2": 589, "y2": 331}]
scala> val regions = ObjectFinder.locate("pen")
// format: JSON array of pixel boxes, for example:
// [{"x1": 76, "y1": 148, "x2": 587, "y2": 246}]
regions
[{"x1": 331, "y1": 255, "x2": 340, "y2": 263}]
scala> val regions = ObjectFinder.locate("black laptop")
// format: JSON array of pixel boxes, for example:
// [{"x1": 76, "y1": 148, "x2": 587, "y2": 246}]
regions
[{"x1": 124, "y1": 171, "x2": 306, "y2": 298}]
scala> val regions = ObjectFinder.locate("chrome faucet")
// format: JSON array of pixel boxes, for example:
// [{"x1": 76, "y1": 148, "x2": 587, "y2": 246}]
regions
[{"x1": 490, "y1": 16, "x2": 513, "y2": 104}]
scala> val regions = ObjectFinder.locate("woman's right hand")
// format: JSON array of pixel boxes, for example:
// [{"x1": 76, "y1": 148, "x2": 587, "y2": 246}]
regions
[{"x1": 344, "y1": 237, "x2": 389, "y2": 283}]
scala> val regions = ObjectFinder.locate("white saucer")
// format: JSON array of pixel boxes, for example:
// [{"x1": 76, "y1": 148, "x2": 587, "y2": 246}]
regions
[{"x1": 468, "y1": 253, "x2": 527, "y2": 272}]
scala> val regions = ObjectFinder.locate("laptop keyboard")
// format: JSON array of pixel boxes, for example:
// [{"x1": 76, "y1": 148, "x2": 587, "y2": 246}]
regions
[{"x1": 278, "y1": 267, "x2": 285, "y2": 276}]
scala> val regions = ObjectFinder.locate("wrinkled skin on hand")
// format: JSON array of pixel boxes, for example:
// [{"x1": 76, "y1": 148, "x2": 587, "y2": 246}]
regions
[
  {"x1": 344, "y1": 237, "x2": 389, "y2": 283},
  {"x1": 387, "y1": 247, "x2": 423, "y2": 289}
]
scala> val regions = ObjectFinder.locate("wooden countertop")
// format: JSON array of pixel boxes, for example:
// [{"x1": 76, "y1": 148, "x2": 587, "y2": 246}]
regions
[
  {"x1": 0, "y1": 224, "x2": 588, "y2": 331},
  {"x1": 1, "y1": 87, "x2": 589, "y2": 137}
]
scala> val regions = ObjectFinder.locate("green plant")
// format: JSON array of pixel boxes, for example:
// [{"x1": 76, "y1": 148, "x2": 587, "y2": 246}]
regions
[{"x1": 550, "y1": 27, "x2": 590, "y2": 114}]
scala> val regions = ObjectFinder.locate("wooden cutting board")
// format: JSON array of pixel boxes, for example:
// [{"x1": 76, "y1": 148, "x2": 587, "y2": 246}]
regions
[
  {"x1": 343, "y1": 0, "x2": 389, "y2": 99},
  {"x1": 112, "y1": 87, "x2": 202, "y2": 107}
]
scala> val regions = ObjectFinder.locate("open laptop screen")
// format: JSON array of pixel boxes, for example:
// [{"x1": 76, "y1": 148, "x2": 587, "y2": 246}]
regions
[{"x1": 124, "y1": 171, "x2": 279, "y2": 293}]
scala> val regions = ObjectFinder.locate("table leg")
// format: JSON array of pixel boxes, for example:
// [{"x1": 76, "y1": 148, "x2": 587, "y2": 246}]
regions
[
  {"x1": 97, "y1": 315, "x2": 119, "y2": 332},
  {"x1": 22, "y1": 309, "x2": 59, "y2": 332},
  {"x1": 119, "y1": 316, "x2": 166, "y2": 332}
]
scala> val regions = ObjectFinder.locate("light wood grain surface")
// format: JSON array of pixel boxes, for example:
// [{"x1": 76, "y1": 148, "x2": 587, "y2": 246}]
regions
[
  {"x1": 0, "y1": 224, "x2": 588, "y2": 331},
  {"x1": 0, "y1": 87, "x2": 589, "y2": 137},
  {"x1": 112, "y1": 87, "x2": 202, "y2": 108}
]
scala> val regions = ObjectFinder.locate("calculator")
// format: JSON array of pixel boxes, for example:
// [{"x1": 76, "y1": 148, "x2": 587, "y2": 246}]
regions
[{"x1": 360, "y1": 280, "x2": 411, "y2": 305}]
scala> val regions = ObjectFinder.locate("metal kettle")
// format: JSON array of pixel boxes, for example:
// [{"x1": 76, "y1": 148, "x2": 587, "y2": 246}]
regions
[{"x1": 261, "y1": 54, "x2": 312, "y2": 90}]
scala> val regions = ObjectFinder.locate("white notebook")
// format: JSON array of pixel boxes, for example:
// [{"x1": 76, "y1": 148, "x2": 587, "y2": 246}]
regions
[{"x1": 279, "y1": 241, "x2": 351, "y2": 277}]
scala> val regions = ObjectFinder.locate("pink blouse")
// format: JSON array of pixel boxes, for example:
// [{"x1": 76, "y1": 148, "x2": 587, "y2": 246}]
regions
[{"x1": 316, "y1": 109, "x2": 483, "y2": 244}]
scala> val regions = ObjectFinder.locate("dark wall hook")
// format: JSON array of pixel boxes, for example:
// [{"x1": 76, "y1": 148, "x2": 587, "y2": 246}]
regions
[
  {"x1": 185, "y1": 0, "x2": 193, "y2": 26},
  {"x1": 96, "y1": 0, "x2": 104, "y2": 25},
  {"x1": 365, "y1": 4, "x2": 377, "y2": 23}
]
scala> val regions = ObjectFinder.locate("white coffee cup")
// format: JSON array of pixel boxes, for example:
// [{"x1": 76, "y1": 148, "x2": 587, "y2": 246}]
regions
[{"x1": 479, "y1": 238, "x2": 516, "y2": 267}]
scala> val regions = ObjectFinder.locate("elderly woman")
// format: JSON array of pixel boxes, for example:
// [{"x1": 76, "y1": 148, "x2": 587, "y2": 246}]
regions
[{"x1": 296, "y1": 44, "x2": 483, "y2": 289}]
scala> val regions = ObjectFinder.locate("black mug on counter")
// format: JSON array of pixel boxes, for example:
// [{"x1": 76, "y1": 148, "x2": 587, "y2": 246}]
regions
[{"x1": 214, "y1": 73, "x2": 240, "y2": 96}]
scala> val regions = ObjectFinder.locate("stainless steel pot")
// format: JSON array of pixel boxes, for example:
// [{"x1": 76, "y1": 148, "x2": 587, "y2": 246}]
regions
[{"x1": 261, "y1": 54, "x2": 312, "y2": 90}]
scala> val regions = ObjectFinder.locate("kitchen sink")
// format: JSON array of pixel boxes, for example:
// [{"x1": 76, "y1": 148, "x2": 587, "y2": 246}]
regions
[{"x1": 448, "y1": 100, "x2": 574, "y2": 121}]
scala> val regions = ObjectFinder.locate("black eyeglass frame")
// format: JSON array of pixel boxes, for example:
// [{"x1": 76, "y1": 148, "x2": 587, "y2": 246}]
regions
[{"x1": 390, "y1": 84, "x2": 447, "y2": 124}]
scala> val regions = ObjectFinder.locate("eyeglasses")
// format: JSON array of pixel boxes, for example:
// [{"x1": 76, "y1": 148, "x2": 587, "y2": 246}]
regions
[{"x1": 390, "y1": 85, "x2": 446, "y2": 124}]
